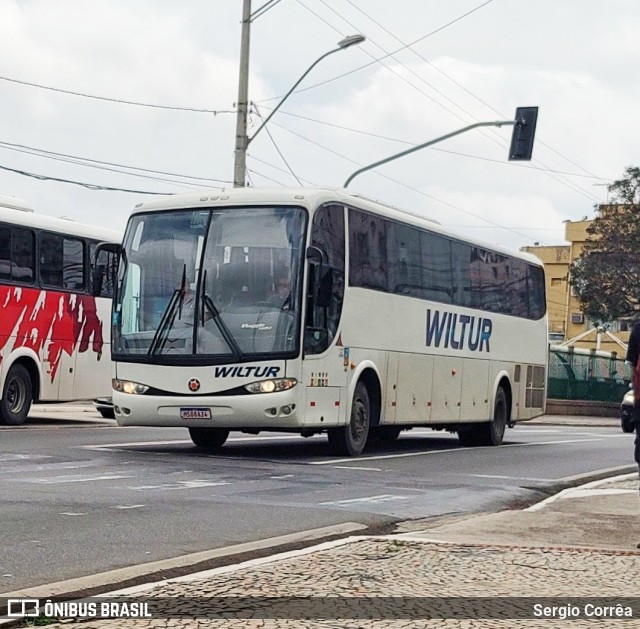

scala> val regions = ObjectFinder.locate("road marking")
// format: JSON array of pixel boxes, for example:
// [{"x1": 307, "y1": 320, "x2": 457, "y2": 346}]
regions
[
  {"x1": 564, "y1": 432, "x2": 629, "y2": 438},
  {"x1": 331, "y1": 465, "x2": 382, "y2": 471},
  {"x1": 60, "y1": 512, "x2": 86, "y2": 516},
  {"x1": 80, "y1": 434, "x2": 320, "y2": 451},
  {"x1": 310, "y1": 438, "x2": 603, "y2": 465},
  {"x1": 0, "y1": 454, "x2": 52, "y2": 462},
  {"x1": 80, "y1": 440, "x2": 192, "y2": 450},
  {"x1": 0, "y1": 462, "x2": 101, "y2": 475},
  {"x1": 127, "y1": 480, "x2": 230, "y2": 491},
  {"x1": 270, "y1": 475, "x2": 294, "y2": 479},
  {"x1": 17, "y1": 474, "x2": 135, "y2": 484},
  {"x1": 112, "y1": 505, "x2": 146, "y2": 510},
  {"x1": 470, "y1": 474, "x2": 555, "y2": 482},
  {"x1": 319, "y1": 494, "x2": 408, "y2": 506}
]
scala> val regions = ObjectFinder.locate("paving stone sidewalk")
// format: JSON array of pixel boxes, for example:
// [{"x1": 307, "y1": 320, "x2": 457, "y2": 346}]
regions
[
  {"x1": 31, "y1": 476, "x2": 640, "y2": 629},
  {"x1": 31, "y1": 537, "x2": 640, "y2": 628}
]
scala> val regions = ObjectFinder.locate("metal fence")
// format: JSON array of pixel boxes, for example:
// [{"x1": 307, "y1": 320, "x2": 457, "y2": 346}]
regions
[{"x1": 548, "y1": 345, "x2": 631, "y2": 402}]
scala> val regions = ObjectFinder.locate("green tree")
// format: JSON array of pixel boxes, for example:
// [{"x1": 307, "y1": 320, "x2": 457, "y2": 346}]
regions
[{"x1": 569, "y1": 166, "x2": 640, "y2": 323}]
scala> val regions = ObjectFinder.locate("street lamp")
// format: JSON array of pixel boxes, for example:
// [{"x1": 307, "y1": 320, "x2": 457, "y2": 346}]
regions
[{"x1": 233, "y1": 32, "x2": 365, "y2": 187}]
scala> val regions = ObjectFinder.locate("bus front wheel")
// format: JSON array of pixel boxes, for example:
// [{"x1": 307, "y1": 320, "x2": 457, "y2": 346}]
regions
[
  {"x1": 0, "y1": 363, "x2": 33, "y2": 426},
  {"x1": 328, "y1": 382, "x2": 370, "y2": 456},
  {"x1": 189, "y1": 427, "x2": 230, "y2": 452}
]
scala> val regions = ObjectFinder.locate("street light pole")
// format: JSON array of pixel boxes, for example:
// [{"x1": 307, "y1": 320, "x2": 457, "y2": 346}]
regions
[
  {"x1": 344, "y1": 121, "x2": 516, "y2": 188},
  {"x1": 233, "y1": 0, "x2": 252, "y2": 188},
  {"x1": 232, "y1": 22, "x2": 365, "y2": 188}
]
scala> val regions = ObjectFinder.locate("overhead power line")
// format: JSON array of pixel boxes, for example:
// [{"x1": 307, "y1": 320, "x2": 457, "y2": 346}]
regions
[
  {"x1": 291, "y1": 0, "x2": 601, "y2": 204},
  {"x1": 0, "y1": 163, "x2": 171, "y2": 194},
  {"x1": 261, "y1": 108, "x2": 612, "y2": 181},
  {"x1": 0, "y1": 140, "x2": 233, "y2": 187},
  {"x1": 0, "y1": 74, "x2": 235, "y2": 115}
]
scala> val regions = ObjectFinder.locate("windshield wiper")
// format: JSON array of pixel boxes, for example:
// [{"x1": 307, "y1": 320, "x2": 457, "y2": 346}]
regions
[
  {"x1": 200, "y1": 270, "x2": 243, "y2": 361},
  {"x1": 148, "y1": 265, "x2": 187, "y2": 357}
]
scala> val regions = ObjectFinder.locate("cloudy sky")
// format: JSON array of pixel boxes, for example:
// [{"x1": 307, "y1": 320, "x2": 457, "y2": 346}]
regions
[{"x1": 0, "y1": 0, "x2": 636, "y2": 250}]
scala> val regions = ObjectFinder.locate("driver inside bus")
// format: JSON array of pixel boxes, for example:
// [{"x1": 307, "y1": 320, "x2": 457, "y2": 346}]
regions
[{"x1": 270, "y1": 273, "x2": 291, "y2": 310}]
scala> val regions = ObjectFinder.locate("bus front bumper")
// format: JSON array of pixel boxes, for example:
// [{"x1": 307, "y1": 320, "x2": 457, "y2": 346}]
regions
[{"x1": 112, "y1": 389, "x2": 303, "y2": 429}]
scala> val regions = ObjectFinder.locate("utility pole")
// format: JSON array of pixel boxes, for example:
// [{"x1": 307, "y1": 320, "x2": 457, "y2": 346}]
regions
[{"x1": 233, "y1": 0, "x2": 252, "y2": 188}]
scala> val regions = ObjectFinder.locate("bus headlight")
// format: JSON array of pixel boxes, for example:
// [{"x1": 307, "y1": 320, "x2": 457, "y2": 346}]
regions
[
  {"x1": 244, "y1": 378, "x2": 297, "y2": 394},
  {"x1": 113, "y1": 379, "x2": 149, "y2": 395}
]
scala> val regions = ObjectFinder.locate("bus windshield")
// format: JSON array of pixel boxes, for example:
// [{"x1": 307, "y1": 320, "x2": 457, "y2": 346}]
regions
[{"x1": 113, "y1": 206, "x2": 307, "y2": 360}]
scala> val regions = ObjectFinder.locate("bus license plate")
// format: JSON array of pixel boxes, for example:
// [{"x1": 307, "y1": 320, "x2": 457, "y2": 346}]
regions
[{"x1": 180, "y1": 407, "x2": 212, "y2": 419}]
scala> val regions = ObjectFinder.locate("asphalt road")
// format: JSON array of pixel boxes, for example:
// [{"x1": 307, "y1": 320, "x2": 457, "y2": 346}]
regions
[{"x1": 0, "y1": 411, "x2": 634, "y2": 593}]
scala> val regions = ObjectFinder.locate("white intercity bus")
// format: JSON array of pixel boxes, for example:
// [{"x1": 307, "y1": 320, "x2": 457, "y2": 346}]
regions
[
  {"x1": 109, "y1": 187, "x2": 547, "y2": 456},
  {"x1": 0, "y1": 197, "x2": 120, "y2": 425}
]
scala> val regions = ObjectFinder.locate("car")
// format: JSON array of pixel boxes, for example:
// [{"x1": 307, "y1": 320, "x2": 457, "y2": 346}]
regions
[
  {"x1": 93, "y1": 397, "x2": 115, "y2": 420},
  {"x1": 621, "y1": 388, "x2": 635, "y2": 433}
]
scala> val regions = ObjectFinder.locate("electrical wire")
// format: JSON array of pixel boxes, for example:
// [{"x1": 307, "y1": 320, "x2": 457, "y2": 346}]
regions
[
  {"x1": 248, "y1": 153, "x2": 319, "y2": 186},
  {"x1": 0, "y1": 140, "x2": 232, "y2": 187},
  {"x1": 0, "y1": 74, "x2": 235, "y2": 115},
  {"x1": 342, "y1": 0, "x2": 600, "y2": 182},
  {"x1": 253, "y1": 105, "x2": 303, "y2": 185},
  {"x1": 0, "y1": 163, "x2": 172, "y2": 194},
  {"x1": 263, "y1": 0, "x2": 497, "y2": 103},
  {"x1": 289, "y1": 0, "x2": 602, "y2": 203},
  {"x1": 262, "y1": 107, "x2": 612, "y2": 182},
  {"x1": 268, "y1": 120, "x2": 542, "y2": 243},
  {"x1": 251, "y1": 0, "x2": 283, "y2": 21}
]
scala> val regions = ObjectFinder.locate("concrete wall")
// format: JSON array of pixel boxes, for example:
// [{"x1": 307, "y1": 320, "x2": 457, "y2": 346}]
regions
[{"x1": 545, "y1": 398, "x2": 619, "y2": 417}]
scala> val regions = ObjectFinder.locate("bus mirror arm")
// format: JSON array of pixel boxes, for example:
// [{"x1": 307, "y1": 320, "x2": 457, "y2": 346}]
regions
[
  {"x1": 317, "y1": 268, "x2": 333, "y2": 308},
  {"x1": 306, "y1": 246, "x2": 326, "y2": 266},
  {"x1": 91, "y1": 266, "x2": 105, "y2": 296}
]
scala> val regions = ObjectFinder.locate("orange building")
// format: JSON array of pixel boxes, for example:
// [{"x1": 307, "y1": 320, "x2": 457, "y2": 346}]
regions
[{"x1": 521, "y1": 218, "x2": 629, "y2": 354}]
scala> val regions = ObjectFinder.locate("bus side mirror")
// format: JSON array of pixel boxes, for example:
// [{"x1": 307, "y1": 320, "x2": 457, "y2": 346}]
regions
[{"x1": 306, "y1": 246, "x2": 325, "y2": 266}]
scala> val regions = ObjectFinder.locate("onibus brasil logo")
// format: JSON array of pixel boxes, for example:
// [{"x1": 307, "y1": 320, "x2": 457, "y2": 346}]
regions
[{"x1": 6, "y1": 598, "x2": 151, "y2": 619}]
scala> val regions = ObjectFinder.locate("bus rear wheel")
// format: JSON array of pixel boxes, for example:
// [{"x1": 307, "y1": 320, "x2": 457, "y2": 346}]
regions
[
  {"x1": 189, "y1": 427, "x2": 230, "y2": 452},
  {"x1": 0, "y1": 364, "x2": 33, "y2": 426},
  {"x1": 458, "y1": 387, "x2": 508, "y2": 447},
  {"x1": 328, "y1": 382, "x2": 370, "y2": 456}
]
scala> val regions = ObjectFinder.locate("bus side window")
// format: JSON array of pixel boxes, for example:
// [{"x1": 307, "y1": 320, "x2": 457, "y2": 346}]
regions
[{"x1": 0, "y1": 226, "x2": 35, "y2": 284}]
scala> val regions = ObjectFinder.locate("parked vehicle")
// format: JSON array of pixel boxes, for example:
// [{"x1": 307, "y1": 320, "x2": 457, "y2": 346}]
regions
[
  {"x1": 93, "y1": 397, "x2": 115, "y2": 419},
  {"x1": 0, "y1": 198, "x2": 120, "y2": 425},
  {"x1": 621, "y1": 388, "x2": 635, "y2": 433}
]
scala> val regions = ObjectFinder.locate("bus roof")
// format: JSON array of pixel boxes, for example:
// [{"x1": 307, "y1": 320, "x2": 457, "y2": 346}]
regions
[
  {"x1": 130, "y1": 186, "x2": 541, "y2": 266},
  {"x1": 0, "y1": 204, "x2": 121, "y2": 243}
]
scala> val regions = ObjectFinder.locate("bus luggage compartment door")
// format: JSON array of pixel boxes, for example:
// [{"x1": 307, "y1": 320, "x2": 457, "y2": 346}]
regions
[{"x1": 302, "y1": 387, "x2": 342, "y2": 426}]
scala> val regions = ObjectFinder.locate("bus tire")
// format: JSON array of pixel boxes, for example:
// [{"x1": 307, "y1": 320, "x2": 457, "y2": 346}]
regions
[
  {"x1": 486, "y1": 387, "x2": 508, "y2": 446},
  {"x1": 0, "y1": 363, "x2": 33, "y2": 426},
  {"x1": 458, "y1": 387, "x2": 508, "y2": 447},
  {"x1": 188, "y1": 427, "x2": 230, "y2": 451},
  {"x1": 328, "y1": 381, "x2": 370, "y2": 456}
]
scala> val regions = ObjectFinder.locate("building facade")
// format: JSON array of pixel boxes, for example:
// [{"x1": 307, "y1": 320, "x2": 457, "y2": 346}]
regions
[{"x1": 521, "y1": 218, "x2": 629, "y2": 354}]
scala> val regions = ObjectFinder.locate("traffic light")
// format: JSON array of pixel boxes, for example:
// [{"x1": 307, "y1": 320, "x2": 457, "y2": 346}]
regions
[{"x1": 509, "y1": 107, "x2": 538, "y2": 161}]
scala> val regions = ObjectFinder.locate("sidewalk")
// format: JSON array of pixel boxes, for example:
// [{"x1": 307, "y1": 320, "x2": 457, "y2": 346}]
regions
[{"x1": 13, "y1": 472, "x2": 640, "y2": 628}]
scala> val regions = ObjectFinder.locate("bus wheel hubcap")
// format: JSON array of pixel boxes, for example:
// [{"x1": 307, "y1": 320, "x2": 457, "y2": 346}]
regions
[
  {"x1": 7, "y1": 378, "x2": 26, "y2": 413},
  {"x1": 351, "y1": 400, "x2": 367, "y2": 442}
]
